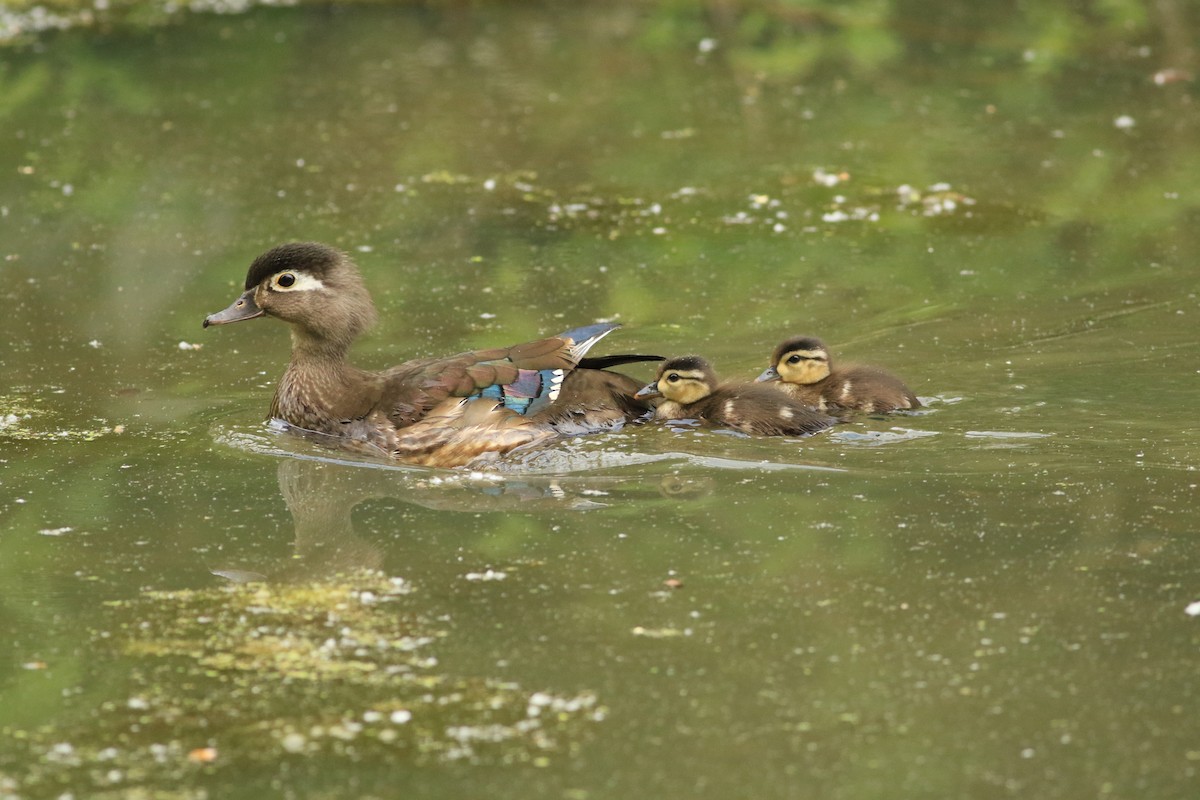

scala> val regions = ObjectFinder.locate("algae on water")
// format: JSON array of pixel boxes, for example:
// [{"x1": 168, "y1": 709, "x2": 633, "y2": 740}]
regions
[{"x1": 0, "y1": 571, "x2": 605, "y2": 796}]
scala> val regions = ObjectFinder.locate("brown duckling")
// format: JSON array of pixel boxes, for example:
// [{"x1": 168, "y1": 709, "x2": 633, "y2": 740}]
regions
[
  {"x1": 634, "y1": 355, "x2": 835, "y2": 436},
  {"x1": 756, "y1": 336, "x2": 919, "y2": 413},
  {"x1": 203, "y1": 242, "x2": 662, "y2": 468}
]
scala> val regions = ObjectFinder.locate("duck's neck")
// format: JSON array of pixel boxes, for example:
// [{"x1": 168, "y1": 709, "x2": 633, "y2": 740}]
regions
[
  {"x1": 269, "y1": 328, "x2": 372, "y2": 429},
  {"x1": 289, "y1": 327, "x2": 354, "y2": 364}
]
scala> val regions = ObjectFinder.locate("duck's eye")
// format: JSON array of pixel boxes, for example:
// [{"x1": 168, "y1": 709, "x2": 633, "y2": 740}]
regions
[
  {"x1": 787, "y1": 354, "x2": 802, "y2": 364},
  {"x1": 276, "y1": 273, "x2": 296, "y2": 288},
  {"x1": 666, "y1": 373, "x2": 681, "y2": 383}
]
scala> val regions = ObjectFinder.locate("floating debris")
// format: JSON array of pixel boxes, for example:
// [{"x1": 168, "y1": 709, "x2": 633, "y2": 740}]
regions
[
  {"x1": 0, "y1": 396, "x2": 114, "y2": 441},
  {"x1": 895, "y1": 183, "x2": 978, "y2": 216},
  {"x1": 812, "y1": 168, "x2": 849, "y2": 187},
  {"x1": 631, "y1": 626, "x2": 690, "y2": 638},
  {"x1": 1153, "y1": 68, "x2": 1192, "y2": 86},
  {"x1": 186, "y1": 747, "x2": 218, "y2": 764},
  {"x1": 0, "y1": 571, "x2": 605, "y2": 795},
  {"x1": 464, "y1": 569, "x2": 508, "y2": 582}
]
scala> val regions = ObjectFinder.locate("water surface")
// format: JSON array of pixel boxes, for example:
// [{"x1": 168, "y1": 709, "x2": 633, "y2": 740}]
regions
[{"x1": 1, "y1": 2, "x2": 1198, "y2": 798}]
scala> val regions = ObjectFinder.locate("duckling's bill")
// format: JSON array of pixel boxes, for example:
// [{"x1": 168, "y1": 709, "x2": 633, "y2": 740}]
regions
[
  {"x1": 755, "y1": 365, "x2": 781, "y2": 382},
  {"x1": 203, "y1": 289, "x2": 264, "y2": 328},
  {"x1": 634, "y1": 381, "x2": 662, "y2": 399}
]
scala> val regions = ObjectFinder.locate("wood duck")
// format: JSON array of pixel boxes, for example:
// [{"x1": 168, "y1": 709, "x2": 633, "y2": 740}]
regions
[
  {"x1": 633, "y1": 355, "x2": 835, "y2": 436},
  {"x1": 203, "y1": 242, "x2": 662, "y2": 468},
  {"x1": 756, "y1": 336, "x2": 920, "y2": 413}
]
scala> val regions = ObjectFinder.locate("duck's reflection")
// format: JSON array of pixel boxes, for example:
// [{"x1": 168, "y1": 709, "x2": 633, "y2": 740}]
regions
[{"x1": 213, "y1": 456, "x2": 714, "y2": 583}]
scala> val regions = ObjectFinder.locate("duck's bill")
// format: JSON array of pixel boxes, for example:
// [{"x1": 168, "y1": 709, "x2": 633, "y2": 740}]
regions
[
  {"x1": 633, "y1": 381, "x2": 662, "y2": 399},
  {"x1": 203, "y1": 290, "x2": 263, "y2": 328},
  {"x1": 755, "y1": 366, "x2": 781, "y2": 382}
]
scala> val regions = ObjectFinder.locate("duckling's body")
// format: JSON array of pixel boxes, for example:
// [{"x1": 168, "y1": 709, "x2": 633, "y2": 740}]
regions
[
  {"x1": 635, "y1": 356, "x2": 835, "y2": 436},
  {"x1": 757, "y1": 336, "x2": 919, "y2": 413},
  {"x1": 204, "y1": 242, "x2": 660, "y2": 467}
]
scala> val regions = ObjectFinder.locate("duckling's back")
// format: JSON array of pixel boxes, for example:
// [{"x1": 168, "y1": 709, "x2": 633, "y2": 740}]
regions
[
  {"x1": 696, "y1": 383, "x2": 835, "y2": 436},
  {"x1": 822, "y1": 365, "x2": 920, "y2": 413}
]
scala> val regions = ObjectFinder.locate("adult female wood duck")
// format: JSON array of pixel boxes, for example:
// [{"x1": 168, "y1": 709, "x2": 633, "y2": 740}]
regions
[
  {"x1": 633, "y1": 355, "x2": 835, "y2": 436},
  {"x1": 203, "y1": 242, "x2": 661, "y2": 468},
  {"x1": 756, "y1": 336, "x2": 920, "y2": 413}
]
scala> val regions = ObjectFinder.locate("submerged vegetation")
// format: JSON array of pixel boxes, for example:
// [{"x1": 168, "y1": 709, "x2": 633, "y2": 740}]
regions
[
  {"x1": 0, "y1": 571, "x2": 604, "y2": 796},
  {"x1": 0, "y1": 395, "x2": 117, "y2": 441}
]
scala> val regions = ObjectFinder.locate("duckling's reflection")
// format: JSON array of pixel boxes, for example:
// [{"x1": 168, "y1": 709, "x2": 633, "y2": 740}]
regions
[
  {"x1": 214, "y1": 457, "x2": 714, "y2": 583},
  {"x1": 656, "y1": 472, "x2": 716, "y2": 500}
]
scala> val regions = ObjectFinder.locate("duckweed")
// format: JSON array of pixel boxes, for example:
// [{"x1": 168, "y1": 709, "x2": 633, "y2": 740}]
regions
[{"x1": 0, "y1": 571, "x2": 604, "y2": 796}]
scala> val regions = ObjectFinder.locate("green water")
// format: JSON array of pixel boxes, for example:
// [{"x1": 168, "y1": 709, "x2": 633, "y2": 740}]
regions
[{"x1": 2, "y1": 2, "x2": 1198, "y2": 797}]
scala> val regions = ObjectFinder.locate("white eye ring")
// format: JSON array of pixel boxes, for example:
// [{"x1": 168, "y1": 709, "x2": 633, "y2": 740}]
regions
[{"x1": 271, "y1": 271, "x2": 324, "y2": 292}]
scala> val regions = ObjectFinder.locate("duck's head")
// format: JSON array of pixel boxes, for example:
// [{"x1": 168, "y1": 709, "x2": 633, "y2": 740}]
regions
[
  {"x1": 203, "y1": 242, "x2": 378, "y2": 349},
  {"x1": 757, "y1": 336, "x2": 830, "y2": 385},
  {"x1": 634, "y1": 355, "x2": 719, "y2": 405}
]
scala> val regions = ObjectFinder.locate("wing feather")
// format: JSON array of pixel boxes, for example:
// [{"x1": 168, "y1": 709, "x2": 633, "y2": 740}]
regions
[{"x1": 380, "y1": 323, "x2": 624, "y2": 428}]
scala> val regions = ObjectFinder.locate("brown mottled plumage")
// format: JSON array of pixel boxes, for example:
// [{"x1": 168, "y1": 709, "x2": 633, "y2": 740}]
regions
[
  {"x1": 634, "y1": 355, "x2": 835, "y2": 436},
  {"x1": 204, "y1": 242, "x2": 660, "y2": 467},
  {"x1": 756, "y1": 336, "x2": 919, "y2": 413}
]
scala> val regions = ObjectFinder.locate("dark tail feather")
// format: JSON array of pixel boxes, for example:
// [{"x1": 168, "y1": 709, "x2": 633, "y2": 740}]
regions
[{"x1": 578, "y1": 354, "x2": 665, "y2": 370}]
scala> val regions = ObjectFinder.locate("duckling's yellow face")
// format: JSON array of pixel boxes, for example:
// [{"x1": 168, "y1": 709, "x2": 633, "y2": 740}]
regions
[
  {"x1": 776, "y1": 346, "x2": 830, "y2": 385},
  {"x1": 657, "y1": 367, "x2": 714, "y2": 405}
]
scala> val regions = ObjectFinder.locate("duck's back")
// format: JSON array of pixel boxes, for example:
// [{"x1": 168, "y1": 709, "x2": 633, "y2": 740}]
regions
[
  {"x1": 375, "y1": 362, "x2": 653, "y2": 466},
  {"x1": 770, "y1": 380, "x2": 826, "y2": 410},
  {"x1": 821, "y1": 365, "x2": 919, "y2": 413},
  {"x1": 692, "y1": 383, "x2": 834, "y2": 436},
  {"x1": 535, "y1": 368, "x2": 651, "y2": 434}
]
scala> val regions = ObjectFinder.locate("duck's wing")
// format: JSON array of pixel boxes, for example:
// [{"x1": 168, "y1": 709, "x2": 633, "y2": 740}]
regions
[
  {"x1": 380, "y1": 323, "x2": 622, "y2": 428},
  {"x1": 532, "y1": 366, "x2": 656, "y2": 433},
  {"x1": 388, "y1": 397, "x2": 557, "y2": 468}
]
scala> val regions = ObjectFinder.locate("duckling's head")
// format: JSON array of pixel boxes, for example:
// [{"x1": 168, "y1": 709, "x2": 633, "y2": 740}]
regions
[
  {"x1": 634, "y1": 355, "x2": 719, "y2": 405},
  {"x1": 757, "y1": 336, "x2": 830, "y2": 385},
  {"x1": 204, "y1": 242, "x2": 378, "y2": 350}
]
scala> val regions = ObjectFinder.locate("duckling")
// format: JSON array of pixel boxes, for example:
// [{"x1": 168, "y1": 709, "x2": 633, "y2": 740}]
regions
[
  {"x1": 756, "y1": 336, "x2": 919, "y2": 413},
  {"x1": 203, "y1": 242, "x2": 662, "y2": 468},
  {"x1": 634, "y1": 355, "x2": 835, "y2": 436}
]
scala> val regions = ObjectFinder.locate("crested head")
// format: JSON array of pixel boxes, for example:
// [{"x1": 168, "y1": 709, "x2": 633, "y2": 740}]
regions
[
  {"x1": 243, "y1": 242, "x2": 378, "y2": 352},
  {"x1": 244, "y1": 242, "x2": 346, "y2": 290}
]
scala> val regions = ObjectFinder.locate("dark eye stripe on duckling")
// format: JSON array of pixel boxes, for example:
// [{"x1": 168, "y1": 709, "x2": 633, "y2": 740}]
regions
[{"x1": 476, "y1": 368, "x2": 565, "y2": 415}]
